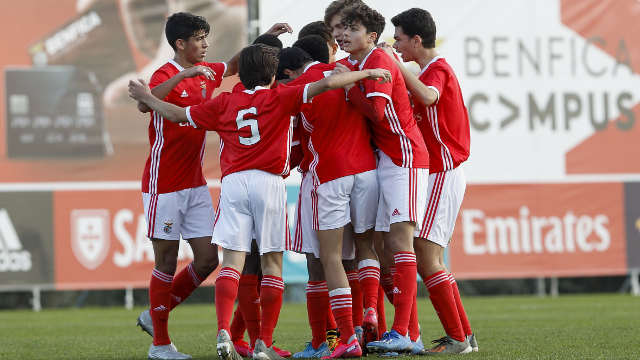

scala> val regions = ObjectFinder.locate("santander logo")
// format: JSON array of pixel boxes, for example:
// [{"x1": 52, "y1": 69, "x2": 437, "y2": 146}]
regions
[{"x1": 461, "y1": 206, "x2": 611, "y2": 255}]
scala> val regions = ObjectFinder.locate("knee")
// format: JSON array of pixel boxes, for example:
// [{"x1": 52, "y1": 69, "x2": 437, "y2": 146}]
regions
[{"x1": 193, "y1": 252, "x2": 219, "y2": 276}]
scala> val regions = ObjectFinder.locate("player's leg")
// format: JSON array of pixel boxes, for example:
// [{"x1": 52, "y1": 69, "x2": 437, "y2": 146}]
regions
[
  {"x1": 373, "y1": 232, "x2": 388, "y2": 338},
  {"x1": 415, "y1": 168, "x2": 471, "y2": 354},
  {"x1": 232, "y1": 240, "x2": 260, "y2": 356}
]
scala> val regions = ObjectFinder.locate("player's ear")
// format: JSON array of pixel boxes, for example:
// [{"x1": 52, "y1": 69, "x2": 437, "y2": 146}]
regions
[
  {"x1": 175, "y1": 38, "x2": 186, "y2": 51},
  {"x1": 331, "y1": 41, "x2": 338, "y2": 55},
  {"x1": 283, "y1": 69, "x2": 295, "y2": 79},
  {"x1": 413, "y1": 35, "x2": 422, "y2": 48},
  {"x1": 368, "y1": 31, "x2": 378, "y2": 45}
]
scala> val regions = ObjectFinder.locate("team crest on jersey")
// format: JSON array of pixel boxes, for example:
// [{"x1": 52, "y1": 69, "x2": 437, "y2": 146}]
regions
[
  {"x1": 415, "y1": 113, "x2": 423, "y2": 122},
  {"x1": 163, "y1": 220, "x2": 174, "y2": 234}
]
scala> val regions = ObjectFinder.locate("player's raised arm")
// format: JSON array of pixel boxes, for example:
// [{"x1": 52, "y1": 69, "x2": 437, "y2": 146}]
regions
[
  {"x1": 306, "y1": 68, "x2": 391, "y2": 100},
  {"x1": 129, "y1": 79, "x2": 188, "y2": 123},
  {"x1": 379, "y1": 44, "x2": 438, "y2": 106}
]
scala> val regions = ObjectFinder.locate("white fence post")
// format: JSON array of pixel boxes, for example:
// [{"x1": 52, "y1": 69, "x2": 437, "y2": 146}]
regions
[
  {"x1": 631, "y1": 269, "x2": 640, "y2": 296},
  {"x1": 32, "y1": 287, "x2": 41, "y2": 312},
  {"x1": 536, "y1": 277, "x2": 546, "y2": 297},
  {"x1": 550, "y1": 277, "x2": 559, "y2": 297},
  {"x1": 125, "y1": 287, "x2": 134, "y2": 310}
]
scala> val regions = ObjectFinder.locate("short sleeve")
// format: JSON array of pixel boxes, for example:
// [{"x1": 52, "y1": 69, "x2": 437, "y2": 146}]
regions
[
  {"x1": 422, "y1": 67, "x2": 447, "y2": 103},
  {"x1": 186, "y1": 94, "x2": 226, "y2": 130},
  {"x1": 276, "y1": 84, "x2": 312, "y2": 116},
  {"x1": 361, "y1": 55, "x2": 393, "y2": 103},
  {"x1": 149, "y1": 69, "x2": 171, "y2": 92},
  {"x1": 205, "y1": 62, "x2": 228, "y2": 89}
]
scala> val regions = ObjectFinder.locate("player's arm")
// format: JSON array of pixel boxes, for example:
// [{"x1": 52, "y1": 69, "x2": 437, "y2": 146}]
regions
[
  {"x1": 379, "y1": 44, "x2": 438, "y2": 106},
  {"x1": 224, "y1": 22, "x2": 293, "y2": 77},
  {"x1": 129, "y1": 79, "x2": 188, "y2": 123},
  {"x1": 137, "y1": 66, "x2": 218, "y2": 113},
  {"x1": 306, "y1": 68, "x2": 391, "y2": 100}
]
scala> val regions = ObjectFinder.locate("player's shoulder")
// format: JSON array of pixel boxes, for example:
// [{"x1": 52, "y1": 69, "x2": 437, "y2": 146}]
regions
[
  {"x1": 363, "y1": 48, "x2": 394, "y2": 70},
  {"x1": 232, "y1": 82, "x2": 246, "y2": 93}
]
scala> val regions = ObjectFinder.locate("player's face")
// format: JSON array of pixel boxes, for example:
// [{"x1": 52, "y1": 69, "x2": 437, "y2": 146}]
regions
[
  {"x1": 183, "y1": 30, "x2": 209, "y2": 64},
  {"x1": 342, "y1": 21, "x2": 374, "y2": 54},
  {"x1": 393, "y1": 26, "x2": 415, "y2": 62},
  {"x1": 329, "y1": 14, "x2": 345, "y2": 49}
]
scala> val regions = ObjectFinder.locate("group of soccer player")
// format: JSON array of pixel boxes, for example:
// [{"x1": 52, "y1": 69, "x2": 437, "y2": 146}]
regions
[{"x1": 129, "y1": 1, "x2": 475, "y2": 360}]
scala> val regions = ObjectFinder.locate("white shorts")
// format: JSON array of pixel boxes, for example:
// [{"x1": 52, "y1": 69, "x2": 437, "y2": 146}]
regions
[
  {"x1": 291, "y1": 172, "x2": 355, "y2": 260},
  {"x1": 416, "y1": 167, "x2": 466, "y2": 247},
  {"x1": 375, "y1": 151, "x2": 429, "y2": 232},
  {"x1": 142, "y1": 185, "x2": 214, "y2": 240},
  {"x1": 313, "y1": 170, "x2": 378, "y2": 232},
  {"x1": 213, "y1": 170, "x2": 289, "y2": 255}
]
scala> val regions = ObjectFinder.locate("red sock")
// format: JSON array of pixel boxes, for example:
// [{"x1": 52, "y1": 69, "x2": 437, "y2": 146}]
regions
[
  {"x1": 326, "y1": 301, "x2": 337, "y2": 330},
  {"x1": 260, "y1": 276, "x2": 284, "y2": 347},
  {"x1": 329, "y1": 288, "x2": 355, "y2": 343},
  {"x1": 230, "y1": 306, "x2": 246, "y2": 342},
  {"x1": 358, "y1": 259, "x2": 381, "y2": 311},
  {"x1": 449, "y1": 274, "x2": 472, "y2": 336},
  {"x1": 408, "y1": 296, "x2": 420, "y2": 341},
  {"x1": 391, "y1": 252, "x2": 417, "y2": 336},
  {"x1": 150, "y1": 268, "x2": 173, "y2": 346},
  {"x1": 381, "y1": 271, "x2": 395, "y2": 304},
  {"x1": 238, "y1": 274, "x2": 261, "y2": 346},
  {"x1": 377, "y1": 284, "x2": 387, "y2": 337},
  {"x1": 346, "y1": 271, "x2": 363, "y2": 327},
  {"x1": 215, "y1": 267, "x2": 241, "y2": 334},
  {"x1": 169, "y1": 262, "x2": 203, "y2": 310},
  {"x1": 307, "y1": 281, "x2": 330, "y2": 349},
  {"x1": 424, "y1": 271, "x2": 465, "y2": 342}
]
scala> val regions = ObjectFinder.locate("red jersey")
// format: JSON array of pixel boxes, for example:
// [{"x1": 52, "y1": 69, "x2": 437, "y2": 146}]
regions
[
  {"x1": 289, "y1": 62, "x2": 376, "y2": 184},
  {"x1": 142, "y1": 60, "x2": 227, "y2": 194},
  {"x1": 186, "y1": 83, "x2": 311, "y2": 178},
  {"x1": 414, "y1": 57, "x2": 470, "y2": 173},
  {"x1": 357, "y1": 48, "x2": 429, "y2": 169}
]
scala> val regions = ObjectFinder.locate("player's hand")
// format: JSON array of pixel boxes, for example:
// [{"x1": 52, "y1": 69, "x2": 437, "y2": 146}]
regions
[
  {"x1": 182, "y1": 65, "x2": 216, "y2": 80},
  {"x1": 378, "y1": 42, "x2": 401, "y2": 62},
  {"x1": 265, "y1": 22, "x2": 293, "y2": 36},
  {"x1": 366, "y1": 68, "x2": 392, "y2": 83},
  {"x1": 128, "y1": 78, "x2": 151, "y2": 101},
  {"x1": 332, "y1": 63, "x2": 351, "y2": 75}
]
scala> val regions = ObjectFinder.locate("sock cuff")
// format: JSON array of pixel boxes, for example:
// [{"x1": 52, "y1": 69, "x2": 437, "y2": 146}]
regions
[
  {"x1": 393, "y1": 252, "x2": 417, "y2": 264},
  {"x1": 448, "y1": 273, "x2": 456, "y2": 284},
  {"x1": 187, "y1": 262, "x2": 203, "y2": 286},
  {"x1": 217, "y1": 267, "x2": 241, "y2": 282},
  {"x1": 346, "y1": 271, "x2": 358, "y2": 282},
  {"x1": 357, "y1": 259, "x2": 380, "y2": 269},
  {"x1": 261, "y1": 275, "x2": 284, "y2": 290},
  {"x1": 390, "y1": 265, "x2": 397, "y2": 276},
  {"x1": 358, "y1": 266, "x2": 381, "y2": 281},
  {"x1": 306, "y1": 281, "x2": 328, "y2": 293},
  {"x1": 152, "y1": 268, "x2": 174, "y2": 283},
  {"x1": 424, "y1": 270, "x2": 449, "y2": 289},
  {"x1": 328, "y1": 287, "x2": 351, "y2": 297}
]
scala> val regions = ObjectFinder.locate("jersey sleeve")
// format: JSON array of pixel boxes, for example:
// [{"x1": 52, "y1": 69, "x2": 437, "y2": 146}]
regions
[
  {"x1": 205, "y1": 62, "x2": 228, "y2": 88},
  {"x1": 149, "y1": 69, "x2": 172, "y2": 99},
  {"x1": 422, "y1": 66, "x2": 447, "y2": 103},
  {"x1": 186, "y1": 94, "x2": 226, "y2": 130},
  {"x1": 361, "y1": 54, "x2": 394, "y2": 104},
  {"x1": 277, "y1": 84, "x2": 312, "y2": 116}
]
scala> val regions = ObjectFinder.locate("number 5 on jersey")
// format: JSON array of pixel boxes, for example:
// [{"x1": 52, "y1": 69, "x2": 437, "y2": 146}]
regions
[{"x1": 236, "y1": 107, "x2": 260, "y2": 145}]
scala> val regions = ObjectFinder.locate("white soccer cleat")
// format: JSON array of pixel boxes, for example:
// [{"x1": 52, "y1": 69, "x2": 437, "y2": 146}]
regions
[
  {"x1": 137, "y1": 309, "x2": 154, "y2": 337},
  {"x1": 253, "y1": 339, "x2": 286, "y2": 360},
  {"x1": 148, "y1": 343, "x2": 191, "y2": 359},
  {"x1": 217, "y1": 329, "x2": 244, "y2": 360}
]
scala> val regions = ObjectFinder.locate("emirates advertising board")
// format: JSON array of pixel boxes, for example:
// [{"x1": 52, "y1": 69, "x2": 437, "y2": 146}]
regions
[{"x1": 261, "y1": 0, "x2": 640, "y2": 278}]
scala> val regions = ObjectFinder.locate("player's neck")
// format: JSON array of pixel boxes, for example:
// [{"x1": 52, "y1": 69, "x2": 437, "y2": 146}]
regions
[
  {"x1": 173, "y1": 54, "x2": 197, "y2": 68},
  {"x1": 416, "y1": 48, "x2": 438, "y2": 70},
  {"x1": 350, "y1": 44, "x2": 375, "y2": 63}
]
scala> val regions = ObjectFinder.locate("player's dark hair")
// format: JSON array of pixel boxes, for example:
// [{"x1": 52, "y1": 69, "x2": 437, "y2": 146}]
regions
[
  {"x1": 165, "y1": 12, "x2": 210, "y2": 51},
  {"x1": 239, "y1": 44, "x2": 280, "y2": 89},
  {"x1": 276, "y1": 47, "x2": 313, "y2": 81},
  {"x1": 294, "y1": 35, "x2": 330, "y2": 64},
  {"x1": 323, "y1": 0, "x2": 363, "y2": 26},
  {"x1": 391, "y1": 8, "x2": 436, "y2": 48},
  {"x1": 342, "y1": 3, "x2": 386, "y2": 43},
  {"x1": 253, "y1": 33, "x2": 284, "y2": 50},
  {"x1": 299, "y1": 21, "x2": 333, "y2": 43}
]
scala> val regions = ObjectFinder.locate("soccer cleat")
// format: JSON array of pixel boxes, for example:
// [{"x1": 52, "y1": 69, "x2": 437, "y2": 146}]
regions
[
  {"x1": 422, "y1": 336, "x2": 472, "y2": 355},
  {"x1": 233, "y1": 339, "x2": 252, "y2": 357},
  {"x1": 467, "y1": 333, "x2": 478, "y2": 352},
  {"x1": 362, "y1": 307, "x2": 379, "y2": 345},
  {"x1": 410, "y1": 335, "x2": 425, "y2": 354},
  {"x1": 293, "y1": 342, "x2": 331, "y2": 358},
  {"x1": 366, "y1": 330, "x2": 412, "y2": 353},
  {"x1": 253, "y1": 339, "x2": 286, "y2": 360},
  {"x1": 217, "y1": 330, "x2": 244, "y2": 360},
  {"x1": 321, "y1": 337, "x2": 362, "y2": 359},
  {"x1": 148, "y1": 344, "x2": 191, "y2": 360},
  {"x1": 274, "y1": 345, "x2": 292, "y2": 358},
  {"x1": 326, "y1": 329, "x2": 339, "y2": 351},
  {"x1": 354, "y1": 326, "x2": 363, "y2": 347},
  {"x1": 137, "y1": 309, "x2": 154, "y2": 337}
]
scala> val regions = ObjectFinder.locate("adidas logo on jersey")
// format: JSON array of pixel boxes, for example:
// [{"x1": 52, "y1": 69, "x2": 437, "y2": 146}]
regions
[
  {"x1": 0, "y1": 209, "x2": 32, "y2": 272},
  {"x1": 180, "y1": 90, "x2": 188, "y2": 97},
  {"x1": 392, "y1": 208, "x2": 401, "y2": 216},
  {"x1": 153, "y1": 305, "x2": 168, "y2": 312},
  {"x1": 392, "y1": 287, "x2": 401, "y2": 294}
]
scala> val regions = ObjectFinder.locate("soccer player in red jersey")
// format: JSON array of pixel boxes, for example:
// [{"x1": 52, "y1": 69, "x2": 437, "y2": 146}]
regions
[
  {"x1": 133, "y1": 12, "x2": 235, "y2": 360},
  {"x1": 337, "y1": 3, "x2": 433, "y2": 354},
  {"x1": 129, "y1": 43, "x2": 392, "y2": 360},
  {"x1": 381, "y1": 8, "x2": 475, "y2": 354}
]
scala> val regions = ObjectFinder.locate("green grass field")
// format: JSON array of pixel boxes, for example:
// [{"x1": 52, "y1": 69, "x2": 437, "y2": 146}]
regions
[{"x1": 1, "y1": 294, "x2": 638, "y2": 359}]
